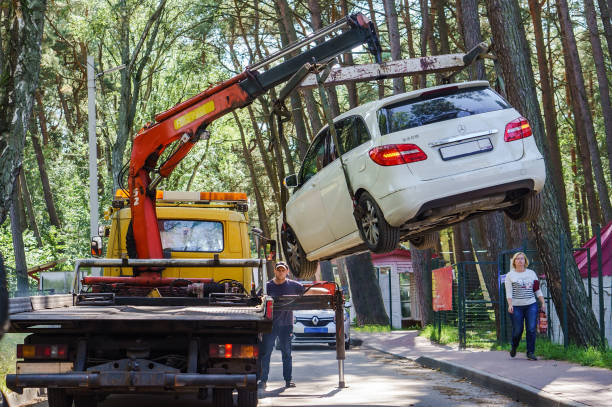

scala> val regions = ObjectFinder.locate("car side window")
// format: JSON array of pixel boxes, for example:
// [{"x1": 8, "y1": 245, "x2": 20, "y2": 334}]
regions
[
  {"x1": 299, "y1": 133, "x2": 327, "y2": 185},
  {"x1": 328, "y1": 117, "x2": 371, "y2": 162}
]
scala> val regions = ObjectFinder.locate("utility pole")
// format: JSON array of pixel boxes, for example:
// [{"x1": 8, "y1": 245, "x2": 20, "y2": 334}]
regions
[{"x1": 87, "y1": 56, "x2": 98, "y2": 240}]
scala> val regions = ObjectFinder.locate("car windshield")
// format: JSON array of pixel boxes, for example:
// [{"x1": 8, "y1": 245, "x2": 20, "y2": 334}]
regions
[
  {"x1": 159, "y1": 219, "x2": 224, "y2": 252},
  {"x1": 377, "y1": 86, "x2": 511, "y2": 135}
]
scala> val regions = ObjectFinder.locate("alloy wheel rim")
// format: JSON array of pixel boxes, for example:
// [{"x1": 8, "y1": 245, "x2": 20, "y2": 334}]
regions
[{"x1": 362, "y1": 200, "x2": 379, "y2": 245}]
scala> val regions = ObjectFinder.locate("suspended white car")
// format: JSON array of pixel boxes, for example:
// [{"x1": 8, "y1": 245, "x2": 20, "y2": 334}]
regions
[{"x1": 281, "y1": 81, "x2": 546, "y2": 278}]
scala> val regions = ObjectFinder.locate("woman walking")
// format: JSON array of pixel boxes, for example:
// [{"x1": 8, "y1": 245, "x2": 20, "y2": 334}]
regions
[{"x1": 505, "y1": 252, "x2": 545, "y2": 360}]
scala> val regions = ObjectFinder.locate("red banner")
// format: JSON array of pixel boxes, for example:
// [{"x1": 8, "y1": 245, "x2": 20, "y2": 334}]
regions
[{"x1": 432, "y1": 266, "x2": 453, "y2": 311}]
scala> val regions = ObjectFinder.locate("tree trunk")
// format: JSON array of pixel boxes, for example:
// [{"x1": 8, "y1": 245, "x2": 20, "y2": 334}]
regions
[
  {"x1": 10, "y1": 178, "x2": 29, "y2": 295},
  {"x1": 339, "y1": 0, "x2": 358, "y2": 108},
  {"x1": 565, "y1": 72, "x2": 601, "y2": 232},
  {"x1": 30, "y1": 132, "x2": 61, "y2": 228},
  {"x1": 368, "y1": 0, "x2": 386, "y2": 97},
  {"x1": 400, "y1": 0, "x2": 420, "y2": 90},
  {"x1": 0, "y1": 0, "x2": 46, "y2": 226},
  {"x1": 247, "y1": 106, "x2": 280, "y2": 204},
  {"x1": 527, "y1": 0, "x2": 569, "y2": 231},
  {"x1": 346, "y1": 253, "x2": 389, "y2": 325},
  {"x1": 35, "y1": 91, "x2": 48, "y2": 145},
  {"x1": 487, "y1": 0, "x2": 602, "y2": 347},
  {"x1": 0, "y1": 253, "x2": 8, "y2": 337},
  {"x1": 383, "y1": 0, "x2": 406, "y2": 94},
  {"x1": 460, "y1": 0, "x2": 485, "y2": 80},
  {"x1": 19, "y1": 168, "x2": 42, "y2": 246},
  {"x1": 556, "y1": 0, "x2": 612, "y2": 223},
  {"x1": 319, "y1": 260, "x2": 334, "y2": 282},
  {"x1": 570, "y1": 148, "x2": 587, "y2": 244},
  {"x1": 596, "y1": 0, "x2": 612, "y2": 64},
  {"x1": 419, "y1": 0, "x2": 432, "y2": 88},
  {"x1": 410, "y1": 247, "x2": 433, "y2": 326},
  {"x1": 584, "y1": 0, "x2": 612, "y2": 180}
]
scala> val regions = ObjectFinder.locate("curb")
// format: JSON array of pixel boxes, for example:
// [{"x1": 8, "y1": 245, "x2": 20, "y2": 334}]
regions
[{"x1": 358, "y1": 340, "x2": 586, "y2": 407}]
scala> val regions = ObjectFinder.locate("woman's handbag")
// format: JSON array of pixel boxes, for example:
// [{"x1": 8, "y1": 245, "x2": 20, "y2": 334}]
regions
[{"x1": 538, "y1": 310, "x2": 548, "y2": 334}]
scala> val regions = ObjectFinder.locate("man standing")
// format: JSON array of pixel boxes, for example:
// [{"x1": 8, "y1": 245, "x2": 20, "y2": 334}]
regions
[{"x1": 258, "y1": 261, "x2": 326, "y2": 389}]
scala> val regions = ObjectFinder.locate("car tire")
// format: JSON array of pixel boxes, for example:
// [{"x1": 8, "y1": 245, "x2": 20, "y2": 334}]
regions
[
  {"x1": 345, "y1": 340, "x2": 350, "y2": 350},
  {"x1": 281, "y1": 224, "x2": 318, "y2": 279},
  {"x1": 408, "y1": 232, "x2": 437, "y2": 250},
  {"x1": 47, "y1": 388, "x2": 73, "y2": 407},
  {"x1": 504, "y1": 192, "x2": 541, "y2": 222},
  {"x1": 356, "y1": 192, "x2": 400, "y2": 253}
]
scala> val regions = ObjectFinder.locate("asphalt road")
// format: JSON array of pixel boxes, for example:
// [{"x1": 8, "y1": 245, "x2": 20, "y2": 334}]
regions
[{"x1": 32, "y1": 344, "x2": 524, "y2": 407}]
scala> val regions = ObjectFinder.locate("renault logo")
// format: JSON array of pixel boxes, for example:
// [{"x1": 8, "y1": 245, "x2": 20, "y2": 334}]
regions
[{"x1": 311, "y1": 316, "x2": 319, "y2": 326}]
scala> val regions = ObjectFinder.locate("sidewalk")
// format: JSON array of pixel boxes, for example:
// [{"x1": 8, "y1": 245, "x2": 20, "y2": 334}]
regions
[{"x1": 353, "y1": 331, "x2": 612, "y2": 407}]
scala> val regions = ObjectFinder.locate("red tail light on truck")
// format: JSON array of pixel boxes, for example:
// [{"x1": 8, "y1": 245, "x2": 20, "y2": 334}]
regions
[
  {"x1": 17, "y1": 344, "x2": 68, "y2": 360},
  {"x1": 209, "y1": 344, "x2": 258, "y2": 358}
]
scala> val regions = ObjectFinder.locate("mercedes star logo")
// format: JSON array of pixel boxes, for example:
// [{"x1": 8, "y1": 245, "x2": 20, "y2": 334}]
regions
[
  {"x1": 311, "y1": 316, "x2": 319, "y2": 326},
  {"x1": 457, "y1": 123, "x2": 466, "y2": 134}
]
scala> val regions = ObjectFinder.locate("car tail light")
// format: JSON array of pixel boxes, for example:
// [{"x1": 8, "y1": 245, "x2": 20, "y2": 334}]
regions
[
  {"x1": 209, "y1": 344, "x2": 258, "y2": 358},
  {"x1": 17, "y1": 344, "x2": 68, "y2": 360},
  {"x1": 369, "y1": 144, "x2": 427, "y2": 166},
  {"x1": 504, "y1": 117, "x2": 532, "y2": 142}
]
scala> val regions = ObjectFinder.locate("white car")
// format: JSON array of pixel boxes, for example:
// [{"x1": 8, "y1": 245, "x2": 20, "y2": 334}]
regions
[
  {"x1": 292, "y1": 307, "x2": 351, "y2": 349},
  {"x1": 281, "y1": 81, "x2": 546, "y2": 278}
]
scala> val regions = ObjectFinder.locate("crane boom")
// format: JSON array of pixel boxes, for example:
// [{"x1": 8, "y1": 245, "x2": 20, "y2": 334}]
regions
[{"x1": 128, "y1": 13, "x2": 381, "y2": 264}]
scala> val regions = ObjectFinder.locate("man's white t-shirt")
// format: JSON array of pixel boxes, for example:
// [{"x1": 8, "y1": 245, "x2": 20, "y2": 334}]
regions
[{"x1": 504, "y1": 269, "x2": 542, "y2": 306}]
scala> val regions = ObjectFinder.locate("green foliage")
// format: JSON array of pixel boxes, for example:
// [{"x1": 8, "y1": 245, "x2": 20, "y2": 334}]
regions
[
  {"x1": 353, "y1": 324, "x2": 392, "y2": 333},
  {"x1": 0, "y1": 334, "x2": 28, "y2": 393}
]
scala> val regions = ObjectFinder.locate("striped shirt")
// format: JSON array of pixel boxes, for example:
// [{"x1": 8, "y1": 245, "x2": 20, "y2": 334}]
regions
[{"x1": 504, "y1": 269, "x2": 543, "y2": 306}]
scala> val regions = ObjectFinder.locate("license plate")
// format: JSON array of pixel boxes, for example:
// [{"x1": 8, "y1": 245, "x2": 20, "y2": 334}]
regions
[
  {"x1": 304, "y1": 327, "x2": 327, "y2": 333},
  {"x1": 439, "y1": 138, "x2": 493, "y2": 161}
]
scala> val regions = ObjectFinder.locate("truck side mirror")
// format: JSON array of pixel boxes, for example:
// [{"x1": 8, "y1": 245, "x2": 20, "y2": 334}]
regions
[
  {"x1": 90, "y1": 236, "x2": 103, "y2": 257},
  {"x1": 284, "y1": 174, "x2": 298, "y2": 188}
]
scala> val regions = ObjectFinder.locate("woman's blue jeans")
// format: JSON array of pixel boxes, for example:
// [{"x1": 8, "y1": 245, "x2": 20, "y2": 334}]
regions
[{"x1": 511, "y1": 302, "x2": 538, "y2": 354}]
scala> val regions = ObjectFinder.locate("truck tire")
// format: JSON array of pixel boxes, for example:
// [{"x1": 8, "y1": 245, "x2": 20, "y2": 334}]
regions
[
  {"x1": 504, "y1": 192, "x2": 541, "y2": 222},
  {"x1": 47, "y1": 388, "x2": 73, "y2": 407},
  {"x1": 408, "y1": 232, "x2": 436, "y2": 250},
  {"x1": 74, "y1": 394, "x2": 97, "y2": 407},
  {"x1": 212, "y1": 388, "x2": 233, "y2": 407},
  {"x1": 356, "y1": 192, "x2": 400, "y2": 253},
  {"x1": 281, "y1": 225, "x2": 317, "y2": 279},
  {"x1": 237, "y1": 388, "x2": 258, "y2": 407}
]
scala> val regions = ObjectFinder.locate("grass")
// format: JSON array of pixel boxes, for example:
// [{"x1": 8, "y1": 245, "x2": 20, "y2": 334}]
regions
[
  {"x1": 420, "y1": 324, "x2": 612, "y2": 370},
  {"x1": 0, "y1": 333, "x2": 27, "y2": 393}
]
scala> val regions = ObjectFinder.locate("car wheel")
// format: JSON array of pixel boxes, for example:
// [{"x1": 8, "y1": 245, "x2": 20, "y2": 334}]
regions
[
  {"x1": 281, "y1": 224, "x2": 317, "y2": 279},
  {"x1": 504, "y1": 192, "x2": 541, "y2": 222},
  {"x1": 408, "y1": 232, "x2": 436, "y2": 250},
  {"x1": 345, "y1": 340, "x2": 350, "y2": 350},
  {"x1": 356, "y1": 192, "x2": 400, "y2": 253}
]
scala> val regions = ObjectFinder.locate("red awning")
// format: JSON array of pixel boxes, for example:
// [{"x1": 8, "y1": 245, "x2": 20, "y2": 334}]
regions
[{"x1": 574, "y1": 221, "x2": 612, "y2": 278}]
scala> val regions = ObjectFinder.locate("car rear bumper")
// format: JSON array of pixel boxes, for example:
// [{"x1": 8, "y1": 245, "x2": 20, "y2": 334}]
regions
[{"x1": 379, "y1": 157, "x2": 546, "y2": 226}]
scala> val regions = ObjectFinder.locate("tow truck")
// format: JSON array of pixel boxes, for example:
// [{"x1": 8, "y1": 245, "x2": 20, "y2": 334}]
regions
[{"x1": 4, "y1": 14, "x2": 380, "y2": 407}]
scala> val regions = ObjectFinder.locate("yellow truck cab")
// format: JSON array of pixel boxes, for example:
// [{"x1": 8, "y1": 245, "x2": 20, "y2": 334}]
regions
[{"x1": 103, "y1": 190, "x2": 253, "y2": 288}]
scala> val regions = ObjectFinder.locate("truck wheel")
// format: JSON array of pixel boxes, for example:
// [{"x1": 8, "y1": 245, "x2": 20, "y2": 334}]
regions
[
  {"x1": 356, "y1": 192, "x2": 400, "y2": 253},
  {"x1": 212, "y1": 388, "x2": 233, "y2": 407},
  {"x1": 74, "y1": 394, "x2": 97, "y2": 407},
  {"x1": 281, "y1": 224, "x2": 317, "y2": 279},
  {"x1": 408, "y1": 232, "x2": 436, "y2": 250},
  {"x1": 47, "y1": 388, "x2": 73, "y2": 407},
  {"x1": 504, "y1": 192, "x2": 541, "y2": 222},
  {"x1": 237, "y1": 388, "x2": 258, "y2": 407}
]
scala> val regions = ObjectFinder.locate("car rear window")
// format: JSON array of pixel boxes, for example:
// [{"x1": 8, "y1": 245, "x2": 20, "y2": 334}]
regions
[{"x1": 377, "y1": 86, "x2": 511, "y2": 136}]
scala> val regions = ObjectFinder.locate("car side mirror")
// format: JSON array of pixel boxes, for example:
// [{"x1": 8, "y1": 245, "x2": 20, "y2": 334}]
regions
[
  {"x1": 90, "y1": 236, "x2": 103, "y2": 257},
  {"x1": 284, "y1": 174, "x2": 298, "y2": 188},
  {"x1": 344, "y1": 301, "x2": 351, "y2": 308}
]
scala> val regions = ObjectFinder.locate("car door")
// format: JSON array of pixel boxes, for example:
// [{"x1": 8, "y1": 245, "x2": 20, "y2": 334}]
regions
[
  {"x1": 286, "y1": 132, "x2": 336, "y2": 254},
  {"x1": 319, "y1": 116, "x2": 372, "y2": 240}
]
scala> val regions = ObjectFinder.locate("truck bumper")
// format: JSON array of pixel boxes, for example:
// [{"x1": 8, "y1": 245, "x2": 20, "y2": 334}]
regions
[{"x1": 6, "y1": 372, "x2": 256, "y2": 394}]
